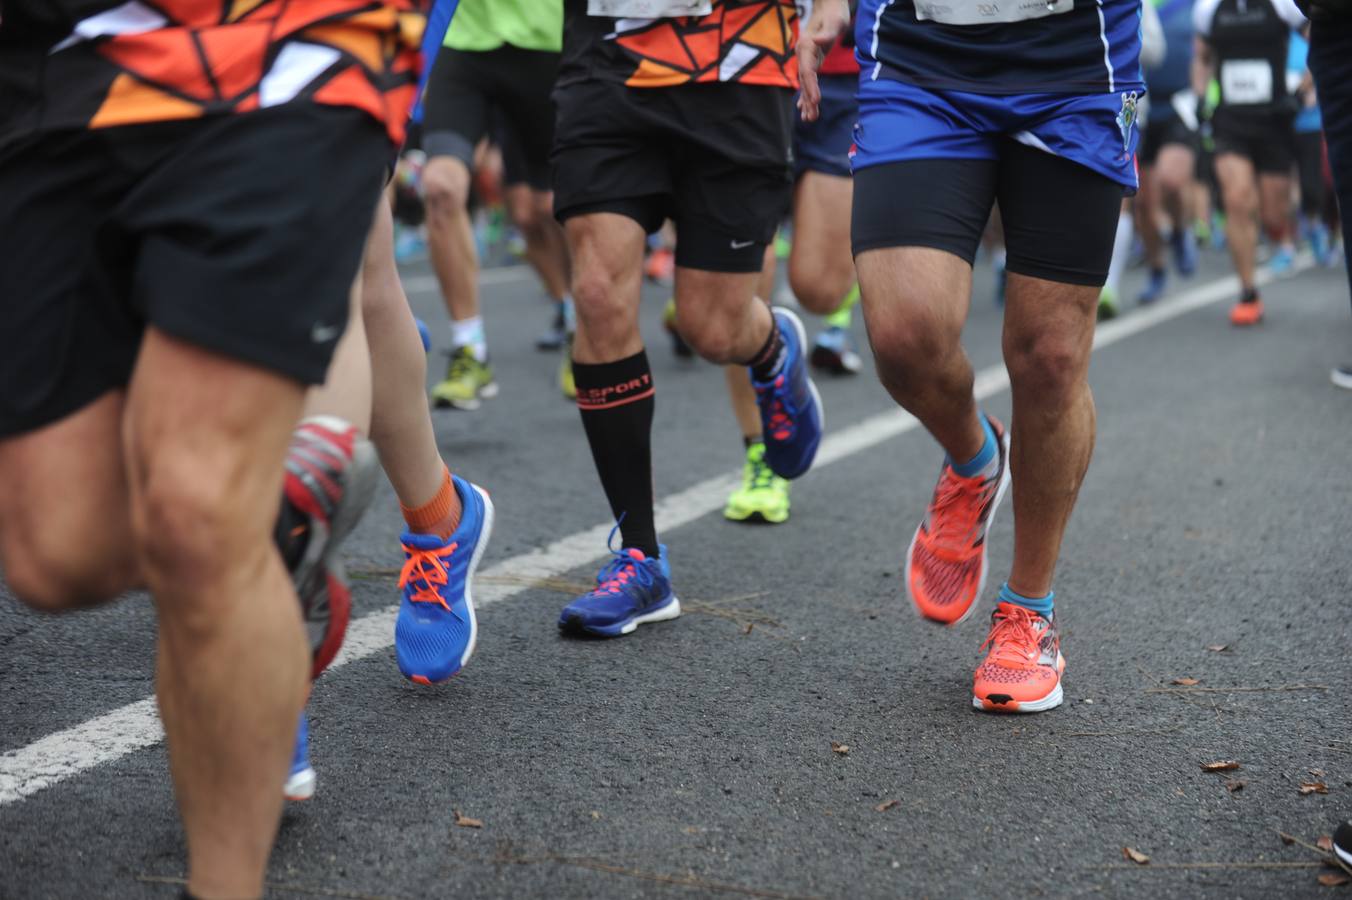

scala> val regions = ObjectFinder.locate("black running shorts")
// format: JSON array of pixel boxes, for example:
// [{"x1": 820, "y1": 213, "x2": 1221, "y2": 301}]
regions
[
  {"x1": 552, "y1": 79, "x2": 794, "y2": 274},
  {"x1": 0, "y1": 105, "x2": 386, "y2": 438},
  {"x1": 1139, "y1": 112, "x2": 1197, "y2": 167},
  {"x1": 851, "y1": 141, "x2": 1123, "y2": 287},
  {"x1": 1212, "y1": 111, "x2": 1297, "y2": 174},
  {"x1": 422, "y1": 45, "x2": 558, "y2": 189}
]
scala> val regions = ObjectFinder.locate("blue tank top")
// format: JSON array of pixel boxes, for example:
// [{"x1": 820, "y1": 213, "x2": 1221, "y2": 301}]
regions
[{"x1": 855, "y1": 0, "x2": 1145, "y2": 95}]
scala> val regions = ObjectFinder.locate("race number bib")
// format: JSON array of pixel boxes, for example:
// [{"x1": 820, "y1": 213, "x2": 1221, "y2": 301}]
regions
[
  {"x1": 914, "y1": 0, "x2": 1072, "y2": 26},
  {"x1": 588, "y1": 0, "x2": 712, "y2": 16},
  {"x1": 1220, "y1": 60, "x2": 1273, "y2": 105}
]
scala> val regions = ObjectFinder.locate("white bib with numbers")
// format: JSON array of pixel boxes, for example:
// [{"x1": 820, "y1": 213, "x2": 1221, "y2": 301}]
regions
[
  {"x1": 914, "y1": 0, "x2": 1073, "y2": 27},
  {"x1": 587, "y1": 0, "x2": 712, "y2": 16},
  {"x1": 1220, "y1": 59, "x2": 1273, "y2": 105}
]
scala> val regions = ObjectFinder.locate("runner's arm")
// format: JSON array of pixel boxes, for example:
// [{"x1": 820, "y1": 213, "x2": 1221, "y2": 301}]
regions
[{"x1": 797, "y1": 0, "x2": 851, "y2": 123}]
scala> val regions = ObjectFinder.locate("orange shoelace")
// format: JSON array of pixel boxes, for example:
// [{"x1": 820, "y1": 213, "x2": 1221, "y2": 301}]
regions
[
  {"x1": 979, "y1": 605, "x2": 1042, "y2": 667},
  {"x1": 399, "y1": 542, "x2": 459, "y2": 610},
  {"x1": 927, "y1": 470, "x2": 990, "y2": 550}
]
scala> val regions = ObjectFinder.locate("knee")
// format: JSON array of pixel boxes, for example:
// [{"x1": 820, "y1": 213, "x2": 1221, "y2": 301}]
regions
[
  {"x1": 507, "y1": 194, "x2": 547, "y2": 236},
  {"x1": 571, "y1": 265, "x2": 635, "y2": 349},
  {"x1": 1222, "y1": 182, "x2": 1256, "y2": 217},
  {"x1": 681, "y1": 314, "x2": 740, "y2": 363},
  {"x1": 131, "y1": 453, "x2": 259, "y2": 594},
  {"x1": 789, "y1": 262, "x2": 853, "y2": 316},
  {"x1": 866, "y1": 314, "x2": 953, "y2": 382},
  {"x1": 1005, "y1": 333, "x2": 1089, "y2": 402},
  {"x1": 1, "y1": 527, "x2": 132, "y2": 612},
  {"x1": 422, "y1": 163, "x2": 471, "y2": 222}
]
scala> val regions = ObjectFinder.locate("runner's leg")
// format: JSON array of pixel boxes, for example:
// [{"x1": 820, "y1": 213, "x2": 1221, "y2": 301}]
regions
[
  {"x1": 124, "y1": 329, "x2": 309, "y2": 899},
  {"x1": 1216, "y1": 152, "x2": 1260, "y2": 293}
]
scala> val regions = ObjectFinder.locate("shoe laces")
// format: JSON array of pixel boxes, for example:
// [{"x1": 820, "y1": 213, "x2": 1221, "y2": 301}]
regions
[
  {"x1": 756, "y1": 375, "x2": 797, "y2": 442},
  {"x1": 744, "y1": 445, "x2": 776, "y2": 491},
  {"x1": 399, "y1": 541, "x2": 459, "y2": 610},
  {"x1": 927, "y1": 468, "x2": 990, "y2": 550},
  {"x1": 592, "y1": 522, "x2": 654, "y2": 596},
  {"x1": 446, "y1": 347, "x2": 478, "y2": 381},
  {"x1": 980, "y1": 604, "x2": 1045, "y2": 667}
]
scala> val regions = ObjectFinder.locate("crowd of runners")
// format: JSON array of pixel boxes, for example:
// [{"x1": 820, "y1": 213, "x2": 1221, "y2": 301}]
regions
[{"x1": 2, "y1": 0, "x2": 1352, "y2": 896}]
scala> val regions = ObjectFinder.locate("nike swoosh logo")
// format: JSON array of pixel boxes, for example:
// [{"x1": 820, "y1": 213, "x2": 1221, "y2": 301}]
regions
[
  {"x1": 311, "y1": 322, "x2": 342, "y2": 343},
  {"x1": 730, "y1": 239, "x2": 756, "y2": 249}
]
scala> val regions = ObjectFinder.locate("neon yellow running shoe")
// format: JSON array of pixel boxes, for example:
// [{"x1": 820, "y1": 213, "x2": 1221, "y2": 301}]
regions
[
  {"x1": 723, "y1": 441, "x2": 790, "y2": 524},
  {"x1": 431, "y1": 347, "x2": 497, "y2": 411},
  {"x1": 822, "y1": 283, "x2": 859, "y2": 330}
]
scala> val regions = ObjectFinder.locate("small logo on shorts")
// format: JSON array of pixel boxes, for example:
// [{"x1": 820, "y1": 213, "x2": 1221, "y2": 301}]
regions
[
  {"x1": 1116, "y1": 91, "x2": 1139, "y2": 154},
  {"x1": 311, "y1": 321, "x2": 342, "y2": 343},
  {"x1": 730, "y1": 239, "x2": 756, "y2": 250}
]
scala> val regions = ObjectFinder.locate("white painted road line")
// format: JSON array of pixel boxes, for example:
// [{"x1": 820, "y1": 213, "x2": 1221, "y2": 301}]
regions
[{"x1": 0, "y1": 263, "x2": 1308, "y2": 806}]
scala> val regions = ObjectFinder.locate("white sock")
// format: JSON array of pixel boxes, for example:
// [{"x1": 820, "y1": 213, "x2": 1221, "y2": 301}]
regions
[
  {"x1": 451, "y1": 316, "x2": 487, "y2": 362},
  {"x1": 1105, "y1": 211, "x2": 1133, "y2": 298}
]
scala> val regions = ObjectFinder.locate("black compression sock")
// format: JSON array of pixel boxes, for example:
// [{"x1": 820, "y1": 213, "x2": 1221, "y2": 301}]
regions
[
  {"x1": 574, "y1": 350, "x2": 659, "y2": 558},
  {"x1": 747, "y1": 313, "x2": 785, "y2": 382}
]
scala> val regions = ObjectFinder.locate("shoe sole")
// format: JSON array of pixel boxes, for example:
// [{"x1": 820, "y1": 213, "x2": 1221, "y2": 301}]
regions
[
  {"x1": 432, "y1": 381, "x2": 499, "y2": 411},
  {"x1": 809, "y1": 345, "x2": 863, "y2": 376},
  {"x1": 724, "y1": 509, "x2": 789, "y2": 525},
  {"x1": 402, "y1": 484, "x2": 495, "y2": 685},
  {"x1": 1332, "y1": 370, "x2": 1352, "y2": 390},
  {"x1": 1336, "y1": 844, "x2": 1352, "y2": 868},
  {"x1": 284, "y1": 766, "x2": 316, "y2": 802},
  {"x1": 904, "y1": 424, "x2": 1012, "y2": 628},
  {"x1": 972, "y1": 654, "x2": 1066, "y2": 713},
  {"x1": 563, "y1": 594, "x2": 682, "y2": 638}
]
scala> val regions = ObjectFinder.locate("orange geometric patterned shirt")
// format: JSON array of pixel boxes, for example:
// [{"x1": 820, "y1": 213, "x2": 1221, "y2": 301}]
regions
[
  {"x1": 559, "y1": 0, "x2": 799, "y2": 90},
  {"x1": 0, "y1": 0, "x2": 425, "y2": 148}
]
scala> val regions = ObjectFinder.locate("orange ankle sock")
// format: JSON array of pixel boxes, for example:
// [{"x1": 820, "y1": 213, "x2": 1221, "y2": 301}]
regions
[{"x1": 400, "y1": 467, "x2": 461, "y2": 540}]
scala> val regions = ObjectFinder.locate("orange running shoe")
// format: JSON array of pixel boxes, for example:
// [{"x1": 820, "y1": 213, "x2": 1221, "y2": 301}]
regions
[
  {"x1": 1229, "y1": 298, "x2": 1264, "y2": 326},
  {"x1": 972, "y1": 602, "x2": 1065, "y2": 713},
  {"x1": 905, "y1": 416, "x2": 1011, "y2": 625}
]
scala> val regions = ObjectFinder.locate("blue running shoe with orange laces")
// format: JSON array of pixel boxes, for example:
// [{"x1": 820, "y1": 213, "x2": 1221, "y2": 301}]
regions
[
  {"x1": 395, "y1": 475, "x2": 495, "y2": 685},
  {"x1": 752, "y1": 308, "x2": 824, "y2": 480},
  {"x1": 559, "y1": 534, "x2": 680, "y2": 637},
  {"x1": 284, "y1": 712, "x2": 315, "y2": 801}
]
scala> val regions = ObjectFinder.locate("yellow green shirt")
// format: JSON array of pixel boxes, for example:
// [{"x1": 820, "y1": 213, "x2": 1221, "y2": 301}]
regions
[{"x1": 444, "y1": 0, "x2": 562, "y2": 52}]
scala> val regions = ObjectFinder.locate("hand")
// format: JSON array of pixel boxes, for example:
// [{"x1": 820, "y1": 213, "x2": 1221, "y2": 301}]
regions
[{"x1": 797, "y1": 0, "x2": 851, "y2": 122}]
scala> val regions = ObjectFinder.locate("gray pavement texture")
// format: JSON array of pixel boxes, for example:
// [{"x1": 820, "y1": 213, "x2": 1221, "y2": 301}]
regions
[{"x1": 2, "y1": 247, "x2": 1352, "y2": 900}]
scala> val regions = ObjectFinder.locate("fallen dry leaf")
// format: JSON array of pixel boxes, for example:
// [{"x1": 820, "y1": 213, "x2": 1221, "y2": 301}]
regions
[
  {"x1": 1122, "y1": 847, "x2": 1150, "y2": 865},
  {"x1": 1319, "y1": 836, "x2": 1334, "y2": 852},
  {"x1": 1300, "y1": 782, "x2": 1330, "y2": 795},
  {"x1": 1206, "y1": 644, "x2": 1230, "y2": 652},
  {"x1": 1172, "y1": 677, "x2": 1201, "y2": 686},
  {"x1": 453, "y1": 810, "x2": 483, "y2": 829},
  {"x1": 590, "y1": 810, "x2": 602, "y2": 820},
  {"x1": 1201, "y1": 760, "x2": 1241, "y2": 772},
  {"x1": 831, "y1": 741, "x2": 850, "y2": 755},
  {"x1": 874, "y1": 799, "x2": 899, "y2": 813},
  {"x1": 743, "y1": 623, "x2": 754, "y2": 636},
  {"x1": 1318, "y1": 872, "x2": 1350, "y2": 887},
  {"x1": 1225, "y1": 780, "x2": 1246, "y2": 793},
  {"x1": 682, "y1": 826, "x2": 700, "y2": 834},
  {"x1": 1312, "y1": 769, "x2": 1328, "y2": 778}
]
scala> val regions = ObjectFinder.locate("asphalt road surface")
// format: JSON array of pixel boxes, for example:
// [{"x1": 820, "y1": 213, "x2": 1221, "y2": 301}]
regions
[{"x1": 3, "y1": 243, "x2": 1351, "y2": 900}]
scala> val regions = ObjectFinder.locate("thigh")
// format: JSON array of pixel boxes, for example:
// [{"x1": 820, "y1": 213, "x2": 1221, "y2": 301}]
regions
[
  {"x1": 1155, "y1": 143, "x2": 1197, "y2": 189},
  {"x1": 852, "y1": 158, "x2": 997, "y2": 264},
  {"x1": 996, "y1": 140, "x2": 1123, "y2": 287},
  {"x1": 789, "y1": 171, "x2": 854, "y2": 301},
  {"x1": 118, "y1": 105, "x2": 387, "y2": 387},
  {"x1": 1215, "y1": 151, "x2": 1258, "y2": 197},
  {"x1": 422, "y1": 49, "x2": 493, "y2": 168},
  {"x1": 0, "y1": 130, "x2": 142, "y2": 438}
]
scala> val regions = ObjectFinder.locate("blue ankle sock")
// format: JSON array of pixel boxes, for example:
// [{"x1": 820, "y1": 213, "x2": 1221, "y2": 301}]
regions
[
  {"x1": 949, "y1": 415, "x2": 996, "y2": 477},
  {"x1": 998, "y1": 582, "x2": 1054, "y2": 617}
]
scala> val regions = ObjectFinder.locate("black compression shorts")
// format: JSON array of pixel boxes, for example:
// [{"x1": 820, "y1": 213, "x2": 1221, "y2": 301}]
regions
[
  {"x1": 422, "y1": 45, "x2": 558, "y2": 189},
  {"x1": 551, "y1": 80, "x2": 794, "y2": 274},
  {"x1": 1139, "y1": 112, "x2": 1198, "y2": 167},
  {"x1": 0, "y1": 105, "x2": 386, "y2": 438},
  {"x1": 1212, "y1": 112, "x2": 1297, "y2": 175},
  {"x1": 851, "y1": 141, "x2": 1123, "y2": 287}
]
